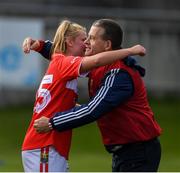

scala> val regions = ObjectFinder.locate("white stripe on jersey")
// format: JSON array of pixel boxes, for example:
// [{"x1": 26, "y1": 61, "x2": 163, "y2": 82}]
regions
[{"x1": 66, "y1": 79, "x2": 78, "y2": 94}]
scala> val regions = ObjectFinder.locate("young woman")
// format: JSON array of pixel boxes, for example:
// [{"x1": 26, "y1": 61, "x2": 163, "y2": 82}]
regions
[{"x1": 22, "y1": 20, "x2": 146, "y2": 172}]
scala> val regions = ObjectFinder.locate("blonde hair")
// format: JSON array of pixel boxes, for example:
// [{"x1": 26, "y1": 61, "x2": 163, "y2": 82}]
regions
[{"x1": 51, "y1": 20, "x2": 86, "y2": 54}]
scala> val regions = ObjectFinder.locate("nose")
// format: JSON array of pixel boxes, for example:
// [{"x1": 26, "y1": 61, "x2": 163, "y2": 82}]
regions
[{"x1": 84, "y1": 37, "x2": 90, "y2": 45}]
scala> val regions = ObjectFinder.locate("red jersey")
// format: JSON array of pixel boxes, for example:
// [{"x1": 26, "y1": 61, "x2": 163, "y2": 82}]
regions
[
  {"x1": 89, "y1": 60, "x2": 162, "y2": 145},
  {"x1": 22, "y1": 53, "x2": 82, "y2": 159}
]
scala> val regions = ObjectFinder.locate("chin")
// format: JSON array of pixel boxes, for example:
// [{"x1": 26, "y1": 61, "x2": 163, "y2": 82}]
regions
[
  {"x1": 85, "y1": 51, "x2": 93, "y2": 56},
  {"x1": 77, "y1": 52, "x2": 85, "y2": 56}
]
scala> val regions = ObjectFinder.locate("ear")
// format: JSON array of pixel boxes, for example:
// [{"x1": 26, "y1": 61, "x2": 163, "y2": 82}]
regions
[
  {"x1": 66, "y1": 37, "x2": 74, "y2": 47},
  {"x1": 104, "y1": 40, "x2": 112, "y2": 51}
]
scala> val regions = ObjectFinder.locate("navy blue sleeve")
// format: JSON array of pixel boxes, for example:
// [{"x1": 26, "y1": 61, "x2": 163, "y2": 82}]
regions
[
  {"x1": 50, "y1": 69, "x2": 134, "y2": 131},
  {"x1": 39, "y1": 40, "x2": 52, "y2": 60}
]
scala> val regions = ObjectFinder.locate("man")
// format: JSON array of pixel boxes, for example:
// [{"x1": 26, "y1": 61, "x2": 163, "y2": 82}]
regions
[{"x1": 33, "y1": 19, "x2": 162, "y2": 172}]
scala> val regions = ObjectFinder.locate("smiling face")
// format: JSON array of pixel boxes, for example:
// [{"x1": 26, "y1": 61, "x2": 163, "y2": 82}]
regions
[
  {"x1": 70, "y1": 30, "x2": 87, "y2": 56},
  {"x1": 52, "y1": 20, "x2": 88, "y2": 57},
  {"x1": 84, "y1": 19, "x2": 123, "y2": 57},
  {"x1": 84, "y1": 26, "x2": 112, "y2": 56}
]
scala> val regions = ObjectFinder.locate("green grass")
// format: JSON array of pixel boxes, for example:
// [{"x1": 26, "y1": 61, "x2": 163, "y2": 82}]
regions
[
  {"x1": 0, "y1": 98, "x2": 180, "y2": 171},
  {"x1": 0, "y1": 105, "x2": 32, "y2": 171},
  {"x1": 69, "y1": 123, "x2": 112, "y2": 171},
  {"x1": 149, "y1": 98, "x2": 180, "y2": 171}
]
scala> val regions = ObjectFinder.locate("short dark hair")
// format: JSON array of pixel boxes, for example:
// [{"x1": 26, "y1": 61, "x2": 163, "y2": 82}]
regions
[{"x1": 92, "y1": 19, "x2": 123, "y2": 50}]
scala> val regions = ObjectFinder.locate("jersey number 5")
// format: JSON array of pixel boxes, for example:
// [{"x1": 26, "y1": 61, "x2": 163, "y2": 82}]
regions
[{"x1": 34, "y1": 74, "x2": 53, "y2": 113}]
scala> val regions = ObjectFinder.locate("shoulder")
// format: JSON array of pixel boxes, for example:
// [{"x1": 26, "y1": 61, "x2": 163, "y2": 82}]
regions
[
  {"x1": 104, "y1": 68, "x2": 131, "y2": 79},
  {"x1": 51, "y1": 53, "x2": 65, "y2": 60},
  {"x1": 102, "y1": 68, "x2": 133, "y2": 86}
]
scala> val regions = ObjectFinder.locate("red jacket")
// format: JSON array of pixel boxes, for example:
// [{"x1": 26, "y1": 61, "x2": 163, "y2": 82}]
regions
[{"x1": 89, "y1": 60, "x2": 162, "y2": 145}]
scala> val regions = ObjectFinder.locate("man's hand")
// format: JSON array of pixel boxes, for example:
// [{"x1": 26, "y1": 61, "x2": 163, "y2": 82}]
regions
[
  {"x1": 130, "y1": 44, "x2": 146, "y2": 56},
  {"x1": 34, "y1": 116, "x2": 52, "y2": 133},
  {"x1": 22, "y1": 37, "x2": 40, "y2": 54}
]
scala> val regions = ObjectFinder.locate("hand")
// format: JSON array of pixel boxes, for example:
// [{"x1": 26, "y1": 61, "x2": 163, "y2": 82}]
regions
[
  {"x1": 130, "y1": 45, "x2": 146, "y2": 56},
  {"x1": 22, "y1": 37, "x2": 40, "y2": 54},
  {"x1": 34, "y1": 116, "x2": 52, "y2": 133}
]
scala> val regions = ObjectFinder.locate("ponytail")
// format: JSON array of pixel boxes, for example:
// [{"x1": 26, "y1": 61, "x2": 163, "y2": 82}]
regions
[
  {"x1": 51, "y1": 20, "x2": 71, "y2": 54},
  {"x1": 51, "y1": 20, "x2": 86, "y2": 54}
]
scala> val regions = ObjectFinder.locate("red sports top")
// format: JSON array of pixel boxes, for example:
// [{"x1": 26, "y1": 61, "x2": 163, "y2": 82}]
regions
[
  {"x1": 22, "y1": 53, "x2": 82, "y2": 159},
  {"x1": 88, "y1": 60, "x2": 162, "y2": 145}
]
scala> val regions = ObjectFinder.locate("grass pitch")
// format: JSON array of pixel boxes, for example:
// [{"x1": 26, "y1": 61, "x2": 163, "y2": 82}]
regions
[{"x1": 0, "y1": 98, "x2": 179, "y2": 171}]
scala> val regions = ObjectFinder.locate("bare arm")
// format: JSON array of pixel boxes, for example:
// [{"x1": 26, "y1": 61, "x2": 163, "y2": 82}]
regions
[
  {"x1": 80, "y1": 45, "x2": 146, "y2": 74},
  {"x1": 22, "y1": 38, "x2": 146, "y2": 75}
]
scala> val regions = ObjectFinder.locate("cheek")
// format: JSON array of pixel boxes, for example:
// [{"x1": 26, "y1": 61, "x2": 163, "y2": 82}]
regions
[
  {"x1": 97, "y1": 42, "x2": 107, "y2": 52},
  {"x1": 81, "y1": 43, "x2": 86, "y2": 49},
  {"x1": 90, "y1": 41, "x2": 97, "y2": 50},
  {"x1": 76, "y1": 41, "x2": 85, "y2": 49},
  {"x1": 91, "y1": 42, "x2": 103, "y2": 53}
]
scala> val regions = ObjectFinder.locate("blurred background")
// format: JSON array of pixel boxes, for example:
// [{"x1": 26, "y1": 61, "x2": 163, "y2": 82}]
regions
[{"x1": 0, "y1": 0, "x2": 180, "y2": 171}]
